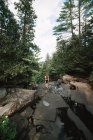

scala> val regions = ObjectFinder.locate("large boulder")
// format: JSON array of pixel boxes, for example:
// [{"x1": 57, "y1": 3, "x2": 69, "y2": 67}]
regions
[
  {"x1": 0, "y1": 88, "x2": 7, "y2": 99},
  {"x1": 63, "y1": 75, "x2": 78, "y2": 84},
  {"x1": 21, "y1": 107, "x2": 33, "y2": 118},
  {"x1": 10, "y1": 113, "x2": 28, "y2": 135},
  {"x1": 0, "y1": 89, "x2": 36, "y2": 116}
]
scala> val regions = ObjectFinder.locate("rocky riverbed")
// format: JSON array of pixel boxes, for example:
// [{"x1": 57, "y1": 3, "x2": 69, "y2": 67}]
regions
[{"x1": 0, "y1": 81, "x2": 93, "y2": 140}]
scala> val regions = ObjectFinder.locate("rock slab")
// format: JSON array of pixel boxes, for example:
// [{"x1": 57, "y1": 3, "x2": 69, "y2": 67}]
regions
[
  {"x1": 0, "y1": 89, "x2": 36, "y2": 116},
  {"x1": 34, "y1": 93, "x2": 68, "y2": 122}
]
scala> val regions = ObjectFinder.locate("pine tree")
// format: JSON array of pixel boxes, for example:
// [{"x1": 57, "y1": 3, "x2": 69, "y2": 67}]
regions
[
  {"x1": 52, "y1": 0, "x2": 93, "y2": 79},
  {"x1": 0, "y1": 0, "x2": 39, "y2": 86},
  {"x1": 15, "y1": 0, "x2": 37, "y2": 55},
  {"x1": 14, "y1": 0, "x2": 39, "y2": 85},
  {"x1": 0, "y1": 0, "x2": 20, "y2": 84},
  {"x1": 54, "y1": 0, "x2": 75, "y2": 38}
]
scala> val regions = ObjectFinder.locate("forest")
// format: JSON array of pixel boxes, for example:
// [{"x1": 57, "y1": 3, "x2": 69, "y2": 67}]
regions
[
  {"x1": 37, "y1": 0, "x2": 93, "y2": 83},
  {"x1": 0, "y1": 0, "x2": 93, "y2": 85},
  {"x1": 51, "y1": 0, "x2": 93, "y2": 81},
  {"x1": 0, "y1": 0, "x2": 40, "y2": 87},
  {"x1": 0, "y1": 1, "x2": 93, "y2": 140}
]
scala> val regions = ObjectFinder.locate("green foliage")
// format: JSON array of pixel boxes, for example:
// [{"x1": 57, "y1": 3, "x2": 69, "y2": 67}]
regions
[
  {"x1": 32, "y1": 70, "x2": 44, "y2": 84},
  {"x1": 33, "y1": 54, "x2": 56, "y2": 83},
  {"x1": 51, "y1": 36, "x2": 93, "y2": 78},
  {"x1": 0, "y1": 0, "x2": 39, "y2": 86},
  {"x1": 51, "y1": 0, "x2": 93, "y2": 80},
  {"x1": 54, "y1": 0, "x2": 75, "y2": 37},
  {"x1": 33, "y1": 62, "x2": 46, "y2": 83},
  {"x1": 0, "y1": 116, "x2": 16, "y2": 140}
]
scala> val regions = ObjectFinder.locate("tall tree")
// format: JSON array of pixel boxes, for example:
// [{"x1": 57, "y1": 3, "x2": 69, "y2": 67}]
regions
[
  {"x1": 54, "y1": 0, "x2": 75, "y2": 38},
  {"x1": 0, "y1": 0, "x2": 39, "y2": 86},
  {"x1": 52, "y1": 0, "x2": 93, "y2": 80},
  {"x1": 0, "y1": 0, "x2": 20, "y2": 84},
  {"x1": 69, "y1": 0, "x2": 74, "y2": 36},
  {"x1": 78, "y1": 0, "x2": 81, "y2": 45},
  {"x1": 14, "y1": 0, "x2": 39, "y2": 85},
  {"x1": 15, "y1": 0, "x2": 37, "y2": 54}
]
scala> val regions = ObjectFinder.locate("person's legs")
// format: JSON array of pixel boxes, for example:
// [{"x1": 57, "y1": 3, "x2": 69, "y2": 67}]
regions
[{"x1": 45, "y1": 80, "x2": 48, "y2": 88}]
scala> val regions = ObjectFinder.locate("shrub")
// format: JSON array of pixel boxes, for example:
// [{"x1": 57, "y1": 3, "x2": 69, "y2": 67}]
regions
[{"x1": 0, "y1": 116, "x2": 16, "y2": 140}]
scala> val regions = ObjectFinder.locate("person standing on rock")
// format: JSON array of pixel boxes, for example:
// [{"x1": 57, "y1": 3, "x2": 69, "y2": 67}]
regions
[{"x1": 44, "y1": 74, "x2": 49, "y2": 88}]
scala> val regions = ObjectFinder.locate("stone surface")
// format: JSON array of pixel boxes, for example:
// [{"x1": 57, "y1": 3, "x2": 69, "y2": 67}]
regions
[
  {"x1": 0, "y1": 88, "x2": 7, "y2": 99},
  {"x1": 34, "y1": 93, "x2": 68, "y2": 122},
  {"x1": 71, "y1": 90, "x2": 87, "y2": 104},
  {"x1": 28, "y1": 127, "x2": 36, "y2": 140},
  {"x1": 34, "y1": 100, "x2": 56, "y2": 121},
  {"x1": 62, "y1": 75, "x2": 77, "y2": 84},
  {"x1": 58, "y1": 82, "x2": 93, "y2": 115},
  {"x1": 0, "y1": 102, "x2": 14, "y2": 116},
  {"x1": 70, "y1": 81, "x2": 93, "y2": 114},
  {"x1": 21, "y1": 106, "x2": 33, "y2": 118},
  {"x1": 0, "y1": 89, "x2": 36, "y2": 116},
  {"x1": 10, "y1": 113, "x2": 28, "y2": 134},
  {"x1": 67, "y1": 108, "x2": 93, "y2": 140},
  {"x1": 33, "y1": 117, "x2": 64, "y2": 140}
]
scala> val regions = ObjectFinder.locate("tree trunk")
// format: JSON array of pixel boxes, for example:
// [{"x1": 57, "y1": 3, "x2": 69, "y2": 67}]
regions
[
  {"x1": 78, "y1": 0, "x2": 81, "y2": 45},
  {"x1": 22, "y1": 11, "x2": 27, "y2": 45},
  {"x1": 84, "y1": 16, "x2": 87, "y2": 47},
  {"x1": 69, "y1": 0, "x2": 73, "y2": 37}
]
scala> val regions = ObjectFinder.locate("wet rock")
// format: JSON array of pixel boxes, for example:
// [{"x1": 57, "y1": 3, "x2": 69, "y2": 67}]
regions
[
  {"x1": 28, "y1": 127, "x2": 36, "y2": 140},
  {"x1": 58, "y1": 83, "x2": 87, "y2": 105},
  {"x1": 0, "y1": 88, "x2": 7, "y2": 99},
  {"x1": 36, "y1": 125, "x2": 45, "y2": 133},
  {"x1": 55, "y1": 87, "x2": 64, "y2": 95},
  {"x1": 29, "y1": 83, "x2": 38, "y2": 90},
  {"x1": 56, "y1": 79, "x2": 62, "y2": 88},
  {"x1": 33, "y1": 117, "x2": 64, "y2": 140},
  {"x1": 70, "y1": 81, "x2": 93, "y2": 114},
  {"x1": 71, "y1": 90, "x2": 87, "y2": 105},
  {"x1": 17, "y1": 129, "x2": 27, "y2": 140},
  {"x1": 69, "y1": 84, "x2": 76, "y2": 90},
  {"x1": 21, "y1": 107, "x2": 33, "y2": 118},
  {"x1": 34, "y1": 93, "x2": 68, "y2": 122},
  {"x1": 10, "y1": 113, "x2": 28, "y2": 135},
  {"x1": 34, "y1": 102, "x2": 56, "y2": 121},
  {"x1": 67, "y1": 108, "x2": 93, "y2": 140}
]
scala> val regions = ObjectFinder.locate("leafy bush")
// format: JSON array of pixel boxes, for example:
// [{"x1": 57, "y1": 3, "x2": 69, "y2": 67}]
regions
[{"x1": 0, "y1": 116, "x2": 16, "y2": 140}]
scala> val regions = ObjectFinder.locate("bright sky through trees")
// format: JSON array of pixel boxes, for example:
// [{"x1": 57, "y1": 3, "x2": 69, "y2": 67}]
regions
[{"x1": 8, "y1": 0, "x2": 62, "y2": 61}]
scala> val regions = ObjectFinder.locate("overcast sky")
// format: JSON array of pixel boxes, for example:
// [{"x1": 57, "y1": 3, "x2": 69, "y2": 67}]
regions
[{"x1": 8, "y1": 0, "x2": 63, "y2": 61}]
